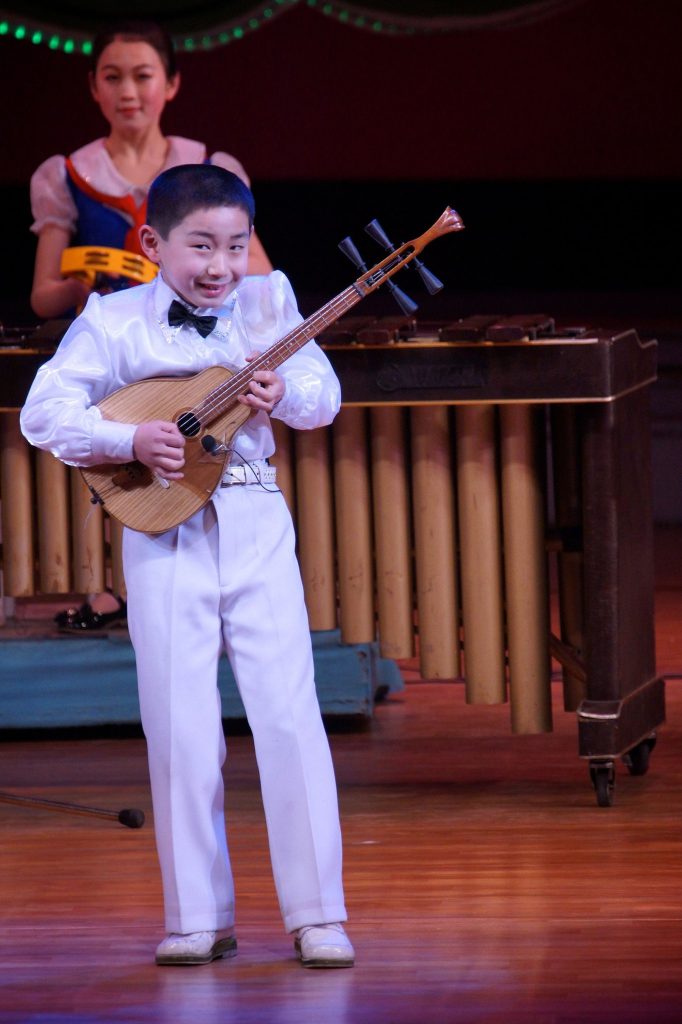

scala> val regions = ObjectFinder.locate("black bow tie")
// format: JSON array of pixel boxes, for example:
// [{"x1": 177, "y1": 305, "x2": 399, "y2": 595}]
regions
[{"x1": 168, "y1": 299, "x2": 218, "y2": 339}]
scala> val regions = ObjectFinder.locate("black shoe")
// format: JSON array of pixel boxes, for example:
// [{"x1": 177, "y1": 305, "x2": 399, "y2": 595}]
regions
[{"x1": 56, "y1": 592, "x2": 127, "y2": 632}]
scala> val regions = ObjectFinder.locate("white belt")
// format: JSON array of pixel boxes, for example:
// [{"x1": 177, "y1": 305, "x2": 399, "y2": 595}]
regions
[{"x1": 220, "y1": 461, "x2": 277, "y2": 487}]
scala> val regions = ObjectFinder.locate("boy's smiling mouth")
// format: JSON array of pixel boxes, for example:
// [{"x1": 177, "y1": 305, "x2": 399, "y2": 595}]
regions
[
  {"x1": 195, "y1": 281, "x2": 233, "y2": 305},
  {"x1": 199, "y1": 281, "x2": 228, "y2": 294}
]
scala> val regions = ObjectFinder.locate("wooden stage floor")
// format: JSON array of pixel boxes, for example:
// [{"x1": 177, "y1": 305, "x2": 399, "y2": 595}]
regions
[{"x1": 0, "y1": 528, "x2": 681, "y2": 1023}]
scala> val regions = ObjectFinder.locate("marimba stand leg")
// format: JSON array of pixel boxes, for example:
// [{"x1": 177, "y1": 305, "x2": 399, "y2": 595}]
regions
[{"x1": 577, "y1": 387, "x2": 665, "y2": 805}]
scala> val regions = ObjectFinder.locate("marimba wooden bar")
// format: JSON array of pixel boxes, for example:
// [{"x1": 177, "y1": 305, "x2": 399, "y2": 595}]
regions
[
  {"x1": 369, "y1": 406, "x2": 414, "y2": 661},
  {"x1": 455, "y1": 404, "x2": 507, "y2": 705},
  {"x1": 36, "y1": 449, "x2": 69, "y2": 593},
  {"x1": 332, "y1": 407, "x2": 375, "y2": 645},
  {"x1": 294, "y1": 426, "x2": 336, "y2": 631},
  {"x1": 0, "y1": 412, "x2": 34, "y2": 597},
  {"x1": 70, "y1": 469, "x2": 106, "y2": 595},
  {"x1": 410, "y1": 405, "x2": 460, "y2": 680},
  {"x1": 499, "y1": 404, "x2": 552, "y2": 734}
]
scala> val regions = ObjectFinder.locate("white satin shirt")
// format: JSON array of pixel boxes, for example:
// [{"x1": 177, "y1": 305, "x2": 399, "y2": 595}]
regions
[{"x1": 20, "y1": 271, "x2": 341, "y2": 468}]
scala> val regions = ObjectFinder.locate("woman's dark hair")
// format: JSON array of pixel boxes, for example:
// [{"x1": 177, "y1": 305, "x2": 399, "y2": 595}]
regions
[{"x1": 91, "y1": 20, "x2": 177, "y2": 79}]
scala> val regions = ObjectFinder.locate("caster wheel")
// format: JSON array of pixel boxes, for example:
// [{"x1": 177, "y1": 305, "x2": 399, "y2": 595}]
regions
[
  {"x1": 622, "y1": 735, "x2": 657, "y2": 776},
  {"x1": 589, "y1": 761, "x2": 615, "y2": 807}
]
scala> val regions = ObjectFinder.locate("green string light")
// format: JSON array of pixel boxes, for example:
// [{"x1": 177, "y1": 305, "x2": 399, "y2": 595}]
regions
[
  {"x1": 0, "y1": 14, "x2": 95, "y2": 53},
  {"x1": 306, "y1": 0, "x2": 423, "y2": 35},
  {"x1": 0, "y1": 1, "x2": 428, "y2": 54}
]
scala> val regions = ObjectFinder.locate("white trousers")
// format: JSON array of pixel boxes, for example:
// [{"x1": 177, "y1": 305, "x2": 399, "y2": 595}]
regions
[{"x1": 123, "y1": 483, "x2": 347, "y2": 934}]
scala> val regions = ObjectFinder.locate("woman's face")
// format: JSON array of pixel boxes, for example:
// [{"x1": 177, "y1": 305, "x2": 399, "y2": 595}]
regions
[{"x1": 89, "y1": 39, "x2": 179, "y2": 134}]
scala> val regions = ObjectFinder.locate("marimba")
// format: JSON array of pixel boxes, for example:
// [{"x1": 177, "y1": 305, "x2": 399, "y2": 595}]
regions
[
  {"x1": 0, "y1": 314, "x2": 663, "y2": 806},
  {"x1": 317, "y1": 313, "x2": 662, "y2": 807}
]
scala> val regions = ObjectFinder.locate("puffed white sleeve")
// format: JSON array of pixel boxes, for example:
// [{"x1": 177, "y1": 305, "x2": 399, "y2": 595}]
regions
[
  {"x1": 20, "y1": 293, "x2": 136, "y2": 466},
  {"x1": 236, "y1": 271, "x2": 341, "y2": 431},
  {"x1": 30, "y1": 154, "x2": 78, "y2": 236},
  {"x1": 209, "y1": 150, "x2": 251, "y2": 187}
]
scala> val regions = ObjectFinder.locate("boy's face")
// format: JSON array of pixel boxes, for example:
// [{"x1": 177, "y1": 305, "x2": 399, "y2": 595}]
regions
[{"x1": 140, "y1": 206, "x2": 252, "y2": 308}]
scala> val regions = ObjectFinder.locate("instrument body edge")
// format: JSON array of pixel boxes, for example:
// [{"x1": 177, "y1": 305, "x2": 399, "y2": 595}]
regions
[{"x1": 81, "y1": 365, "x2": 250, "y2": 534}]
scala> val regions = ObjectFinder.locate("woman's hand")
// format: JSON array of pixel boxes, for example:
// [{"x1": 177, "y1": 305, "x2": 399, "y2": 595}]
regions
[{"x1": 31, "y1": 224, "x2": 92, "y2": 318}]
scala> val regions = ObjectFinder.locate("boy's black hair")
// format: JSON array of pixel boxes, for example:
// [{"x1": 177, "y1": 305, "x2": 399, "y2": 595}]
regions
[
  {"x1": 147, "y1": 164, "x2": 256, "y2": 239},
  {"x1": 91, "y1": 20, "x2": 177, "y2": 79}
]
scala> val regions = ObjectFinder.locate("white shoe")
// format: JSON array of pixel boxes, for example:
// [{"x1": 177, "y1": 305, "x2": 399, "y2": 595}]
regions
[
  {"x1": 294, "y1": 923, "x2": 355, "y2": 968},
  {"x1": 155, "y1": 929, "x2": 237, "y2": 966}
]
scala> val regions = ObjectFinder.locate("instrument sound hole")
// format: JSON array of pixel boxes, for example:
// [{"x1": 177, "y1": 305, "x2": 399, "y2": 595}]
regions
[{"x1": 177, "y1": 411, "x2": 201, "y2": 437}]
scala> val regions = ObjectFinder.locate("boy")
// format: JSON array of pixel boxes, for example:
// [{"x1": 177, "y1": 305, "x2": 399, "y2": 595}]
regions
[{"x1": 20, "y1": 164, "x2": 354, "y2": 969}]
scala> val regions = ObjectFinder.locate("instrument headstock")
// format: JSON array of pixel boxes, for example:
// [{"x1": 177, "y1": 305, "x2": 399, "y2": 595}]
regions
[{"x1": 411, "y1": 208, "x2": 465, "y2": 253}]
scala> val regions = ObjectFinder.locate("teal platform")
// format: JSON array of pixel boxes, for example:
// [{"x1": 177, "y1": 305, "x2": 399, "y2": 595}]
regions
[{"x1": 0, "y1": 630, "x2": 403, "y2": 730}]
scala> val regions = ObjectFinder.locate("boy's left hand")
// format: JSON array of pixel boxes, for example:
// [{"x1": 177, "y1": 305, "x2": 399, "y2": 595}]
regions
[{"x1": 239, "y1": 356, "x2": 285, "y2": 414}]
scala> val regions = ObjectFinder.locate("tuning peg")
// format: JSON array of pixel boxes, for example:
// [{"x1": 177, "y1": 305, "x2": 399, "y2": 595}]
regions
[
  {"x1": 386, "y1": 280, "x2": 419, "y2": 316},
  {"x1": 338, "y1": 236, "x2": 367, "y2": 271},
  {"x1": 413, "y1": 257, "x2": 444, "y2": 295},
  {"x1": 364, "y1": 218, "x2": 393, "y2": 251},
  {"x1": 366, "y1": 218, "x2": 442, "y2": 294},
  {"x1": 342, "y1": 224, "x2": 418, "y2": 313}
]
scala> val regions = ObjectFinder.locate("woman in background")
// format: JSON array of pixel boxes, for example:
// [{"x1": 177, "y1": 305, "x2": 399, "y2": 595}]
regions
[{"x1": 29, "y1": 18, "x2": 272, "y2": 630}]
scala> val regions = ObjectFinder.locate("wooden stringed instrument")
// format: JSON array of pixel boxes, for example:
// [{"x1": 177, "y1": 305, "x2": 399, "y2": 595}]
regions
[{"x1": 81, "y1": 208, "x2": 464, "y2": 534}]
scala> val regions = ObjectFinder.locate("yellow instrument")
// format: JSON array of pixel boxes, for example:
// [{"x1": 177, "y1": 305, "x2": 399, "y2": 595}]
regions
[{"x1": 60, "y1": 246, "x2": 158, "y2": 288}]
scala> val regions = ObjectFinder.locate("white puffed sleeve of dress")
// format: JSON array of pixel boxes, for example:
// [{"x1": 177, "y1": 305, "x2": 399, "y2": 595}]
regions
[
  {"x1": 209, "y1": 150, "x2": 252, "y2": 187},
  {"x1": 29, "y1": 154, "x2": 78, "y2": 236}
]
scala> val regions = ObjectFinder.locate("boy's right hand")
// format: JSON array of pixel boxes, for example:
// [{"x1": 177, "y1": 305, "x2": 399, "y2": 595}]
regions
[{"x1": 132, "y1": 421, "x2": 186, "y2": 480}]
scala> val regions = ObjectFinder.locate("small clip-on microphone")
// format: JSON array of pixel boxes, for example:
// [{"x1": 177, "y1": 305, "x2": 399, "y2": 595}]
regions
[{"x1": 201, "y1": 434, "x2": 229, "y2": 456}]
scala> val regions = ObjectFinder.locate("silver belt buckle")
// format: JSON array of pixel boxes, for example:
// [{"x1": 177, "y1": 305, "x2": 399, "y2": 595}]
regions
[
  {"x1": 222, "y1": 465, "x2": 247, "y2": 486},
  {"x1": 221, "y1": 462, "x2": 276, "y2": 487}
]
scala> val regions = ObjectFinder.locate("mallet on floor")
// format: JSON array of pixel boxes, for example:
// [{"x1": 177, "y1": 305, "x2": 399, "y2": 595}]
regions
[{"x1": 0, "y1": 790, "x2": 145, "y2": 828}]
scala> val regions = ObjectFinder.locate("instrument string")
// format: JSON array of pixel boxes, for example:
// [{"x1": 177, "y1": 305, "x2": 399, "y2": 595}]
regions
[{"x1": 192, "y1": 286, "x2": 360, "y2": 426}]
